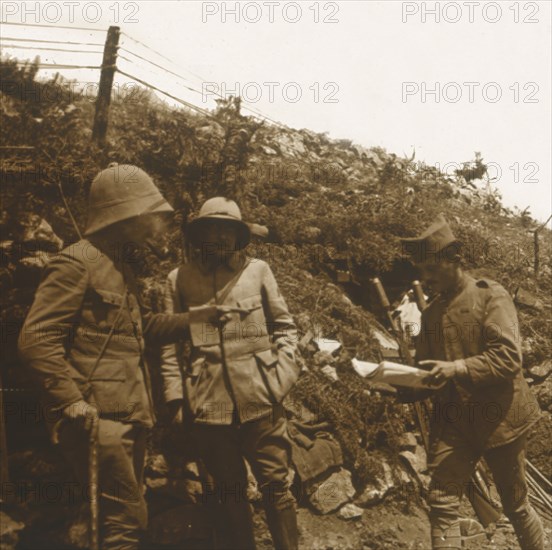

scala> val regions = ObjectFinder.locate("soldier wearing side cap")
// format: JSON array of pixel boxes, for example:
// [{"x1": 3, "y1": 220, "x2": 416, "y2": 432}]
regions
[
  {"x1": 399, "y1": 214, "x2": 544, "y2": 550},
  {"x1": 18, "y1": 164, "x2": 229, "y2": 549},
  {"x1": 160, "y1": 197, "x2": 300, "y2": 550}
]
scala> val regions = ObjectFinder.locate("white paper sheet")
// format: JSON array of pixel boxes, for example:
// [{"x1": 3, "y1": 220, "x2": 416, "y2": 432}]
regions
[
  {"x1": 352, "y1": 359, "x2": 445, "y2": 389},
  {"x1": 314, "y1": 338, "x2": 342, "y2": 354}
]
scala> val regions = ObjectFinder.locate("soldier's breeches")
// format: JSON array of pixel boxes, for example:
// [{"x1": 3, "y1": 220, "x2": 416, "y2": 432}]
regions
[
  {"x1": 58, "y1": 418, "x2": 148, "y2": 550},
  {"x1": 485, "y1": 436, "x2": 544, "y2": 550},
  {"x1": 193, "y1": 406, "x2": 297, "y2": 549},
  {"x1": 428, "y1": 430, "x2": 544, "y2": 550}
]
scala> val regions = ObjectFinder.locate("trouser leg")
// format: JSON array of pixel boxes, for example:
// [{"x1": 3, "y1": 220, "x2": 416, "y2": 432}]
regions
[
  {"x1": 59, "y1": 419, "x2": 148, "y2": 550},
  {"x1": 485, "y1": 435, "x2": 544, "y2": 550},
  {"x1": 427, "y1": 428, "x2": 479, "y2": 549},
  {"x1": 193, "y1": 424, "x2": 257, "y2": 550},
  {"x1": 241, "y1": 407, "x2": 298, "y2": 550}
]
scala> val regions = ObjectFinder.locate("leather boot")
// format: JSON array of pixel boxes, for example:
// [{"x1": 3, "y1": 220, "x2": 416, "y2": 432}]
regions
[{"x1": 264, "y1": 505, "x2": 299, "y2": 550}]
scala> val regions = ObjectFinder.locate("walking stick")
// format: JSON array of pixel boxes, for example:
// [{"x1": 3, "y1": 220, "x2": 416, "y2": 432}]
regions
[{"x1": 89, "y1": 415, "x2": 99, "y2": 550}]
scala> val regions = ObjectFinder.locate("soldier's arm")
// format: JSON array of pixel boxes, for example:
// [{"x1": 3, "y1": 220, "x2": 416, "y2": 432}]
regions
[
  {"x1": 140, "y1": 302, "x2": 190, "y2": 345},
  {"x1": 18, "y1": 252, "x2": 88, "y2": 411},
  {"x1": 159, "y1": 269, "x2": 185, "y2": 404},
  {"x1": 261, "y1": 262, "x2": 298, "y2": 359},
  {"x1": 461, "y1": 284, "x2": 522, "y2": 387}
]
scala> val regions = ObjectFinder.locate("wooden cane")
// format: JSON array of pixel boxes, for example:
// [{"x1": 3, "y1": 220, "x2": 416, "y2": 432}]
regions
[{"x1": 89, "y1": 415, "x2": 99, "y2": 550}]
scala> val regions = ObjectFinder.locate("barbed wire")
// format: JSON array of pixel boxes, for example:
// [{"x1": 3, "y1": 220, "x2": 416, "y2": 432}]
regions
[
  {"x1": 3, "y1": 26, "x2": 287, "y2": 129},
  {"x1": 1, "y1": 36, "x2": 104, "y2": 47},
  {"x1": 0, "y1": 21, "x2": 104, "y2": 32},
  {"x1": 120, "y1": 31, "x2": 287, "y2": 128},
  {"x1": 1, "y1": 44, "x2": 103, "y2": 55},
  {"x1": 116, "y1": 68, "x2": 213, "y2": 119},
  {"x1": 15, "y1": 62, "x2": 102, "y2": 70}
]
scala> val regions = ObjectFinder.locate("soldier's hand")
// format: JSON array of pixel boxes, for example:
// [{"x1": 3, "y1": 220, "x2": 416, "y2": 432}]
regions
[
  {"x1": 190, "y1": 304, "x2": 247, "y2": 324},
  {"x1": 419, "y1": 360, "x2": 457, "y2": 386},
  {"x1": 62, "y1": 399, "x2": 99, "y2": 431},
  {"x1": 190, "y1": 304, "x2": 223, "y2": 324}
]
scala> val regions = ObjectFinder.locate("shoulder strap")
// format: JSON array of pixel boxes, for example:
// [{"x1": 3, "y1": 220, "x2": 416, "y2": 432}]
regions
[
  {"x1": 215, "y1": 258, "x2": 251, "y2": 306},
  {"x1": 85, "y1": 289, "x2": 127, "y2": 383}
]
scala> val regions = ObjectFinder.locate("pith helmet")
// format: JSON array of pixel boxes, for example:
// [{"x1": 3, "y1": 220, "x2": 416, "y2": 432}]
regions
[
  {"x1": 401, "y1": 214, "x2": 462, "y2": 263},
  {"x1": 85, "y1": 163, "x2": 173, "y2": 235},
  {"x1": 187, "y1": 197, "x2": 251, "y2": 249}
]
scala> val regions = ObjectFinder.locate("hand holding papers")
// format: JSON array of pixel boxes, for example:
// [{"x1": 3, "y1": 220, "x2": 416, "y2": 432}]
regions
[{"x1": 351, "y1": 359, "x2": 446, "y2": 389}]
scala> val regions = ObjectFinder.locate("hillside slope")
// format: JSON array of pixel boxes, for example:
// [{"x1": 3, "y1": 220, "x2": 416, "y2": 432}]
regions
[{"x1": 1, "y1": 59, "x2": 550, "y2": 549}]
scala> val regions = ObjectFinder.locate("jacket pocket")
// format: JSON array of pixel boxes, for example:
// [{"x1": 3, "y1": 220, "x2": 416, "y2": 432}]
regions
[
  {"x1": 84, "y1": 360, "x2": 128, "y2": 415},
  {"x1": 237, "y1": 294, "x2": 263, "y2": 314},
  {"x1": 93, "y1": 288, "x2": 126, "y2": 329},
  {"x1": 255, "y1": 347, "x2": 299, "y2": 403}
]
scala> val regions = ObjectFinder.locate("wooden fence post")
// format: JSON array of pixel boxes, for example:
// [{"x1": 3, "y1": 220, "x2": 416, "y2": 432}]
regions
[
  {"x1": 533, "y1": 213, "x2": 552, "y2": 277},
  {"x1": 92, "y1": 26, "x2": 120, "y2": 147}
]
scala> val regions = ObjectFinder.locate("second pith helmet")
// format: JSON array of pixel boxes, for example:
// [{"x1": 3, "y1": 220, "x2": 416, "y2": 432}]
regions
[{"x1": 187, "y1": 197, "x2": 251, "y2": 249}]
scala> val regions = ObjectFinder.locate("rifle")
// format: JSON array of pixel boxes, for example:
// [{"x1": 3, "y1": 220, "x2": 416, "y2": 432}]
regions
[
  {"x1": 371, "y1": 278, "x2": 430, "y2": 450},
  {"x1": 408, "y1": 279, "x2": 502, "y2": 527}
]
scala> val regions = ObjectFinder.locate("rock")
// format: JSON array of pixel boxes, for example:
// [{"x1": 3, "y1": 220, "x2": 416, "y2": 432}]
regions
[
  {"x1": 355, "y1": 461, "x2": 394, "y2": 507},
  {"x1": 337, "y1": 503, "x2": 364, "y2": 520},
  {"x1": 529, "y1": 360, "x2": 552, "y2": 382},
  {"x1": 399, "y1": 445, "x2": 427, "y2": 474},
  {"x1": 398, "y1": 432, "x2": 417, "y2": 451},
  {"x1": 274, "y1": 132, "x2": 307, "y2": 157},
  {"x1": 0, "y1": 510, "x2": 25, "y2": 550},
  {"x1": 261, "y1": 145, "x2": 278, "y2": 156},
  {"x1": 533, "y1": 377, "x2": 552, "y2": 412},
  {"x1": 399, "y1": 446, "x2": 429, "y2": 488},
  {"x1": 514, "y1": 287, "x2": 544, "y2": 311},
  {"x1": 309, "y1": 468, "x2": 355, "y2": 514},
  {"x1": 397, "y1": 464, "x2": 413, "y2": 487},
  {"x1": 321, "y1": 365, "x2": 339, "y2": 382}
]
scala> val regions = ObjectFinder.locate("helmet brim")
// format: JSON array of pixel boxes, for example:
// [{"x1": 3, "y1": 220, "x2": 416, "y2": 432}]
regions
[{"x1": 187, "y1": 216, "x2": 251, "y2": 249}]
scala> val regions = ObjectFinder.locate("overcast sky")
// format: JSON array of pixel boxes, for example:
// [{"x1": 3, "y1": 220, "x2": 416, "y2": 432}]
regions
[{"x1": 1, "y1": 0, "x2": 551, "y2": 222}]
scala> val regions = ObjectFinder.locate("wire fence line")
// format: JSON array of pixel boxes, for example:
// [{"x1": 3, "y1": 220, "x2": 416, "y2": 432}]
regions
[
  {"x1": 1, "y1": 36, "x2": 104, "y2": 47},
  {"x1": 1, "y1": 23, "x2": 288, "y2": 128}
]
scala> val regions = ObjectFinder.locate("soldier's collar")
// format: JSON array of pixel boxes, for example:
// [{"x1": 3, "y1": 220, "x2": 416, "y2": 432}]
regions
[{"x1": 440, "y1": 271, "x2": 469, "y2": 301}]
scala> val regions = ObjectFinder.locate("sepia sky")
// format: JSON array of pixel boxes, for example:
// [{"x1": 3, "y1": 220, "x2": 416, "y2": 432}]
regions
[{"x1": 1, "y1": 0, "x2": 551, "y2": 222}]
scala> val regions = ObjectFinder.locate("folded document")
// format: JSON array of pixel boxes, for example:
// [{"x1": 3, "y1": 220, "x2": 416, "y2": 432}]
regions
[{"x1": 351, "y1": 359, "x2": 445, "y2": 389}]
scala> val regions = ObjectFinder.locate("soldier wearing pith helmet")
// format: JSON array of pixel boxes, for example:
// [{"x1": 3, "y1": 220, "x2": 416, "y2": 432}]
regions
[
  {"x1": 161, "y1": 197, "x2": 301, "y2": 550},
  {"x1": 399, "y1": 214, "x2": 544, "y2": 550},
  {"x1": 18, "y1": 164, "x2": 223, "y2": 549}
]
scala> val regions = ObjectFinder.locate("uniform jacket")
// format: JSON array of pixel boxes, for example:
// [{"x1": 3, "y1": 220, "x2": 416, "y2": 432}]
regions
[
  {"x1": 18, "y1": 239, "x2": 191, "y2": 429},
  {"x1": 161, "y1": 254, "x2": 299, "y2": 425},
  {"x1": 415, "y1": 274, "x2": 540, "y2": 450}
]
